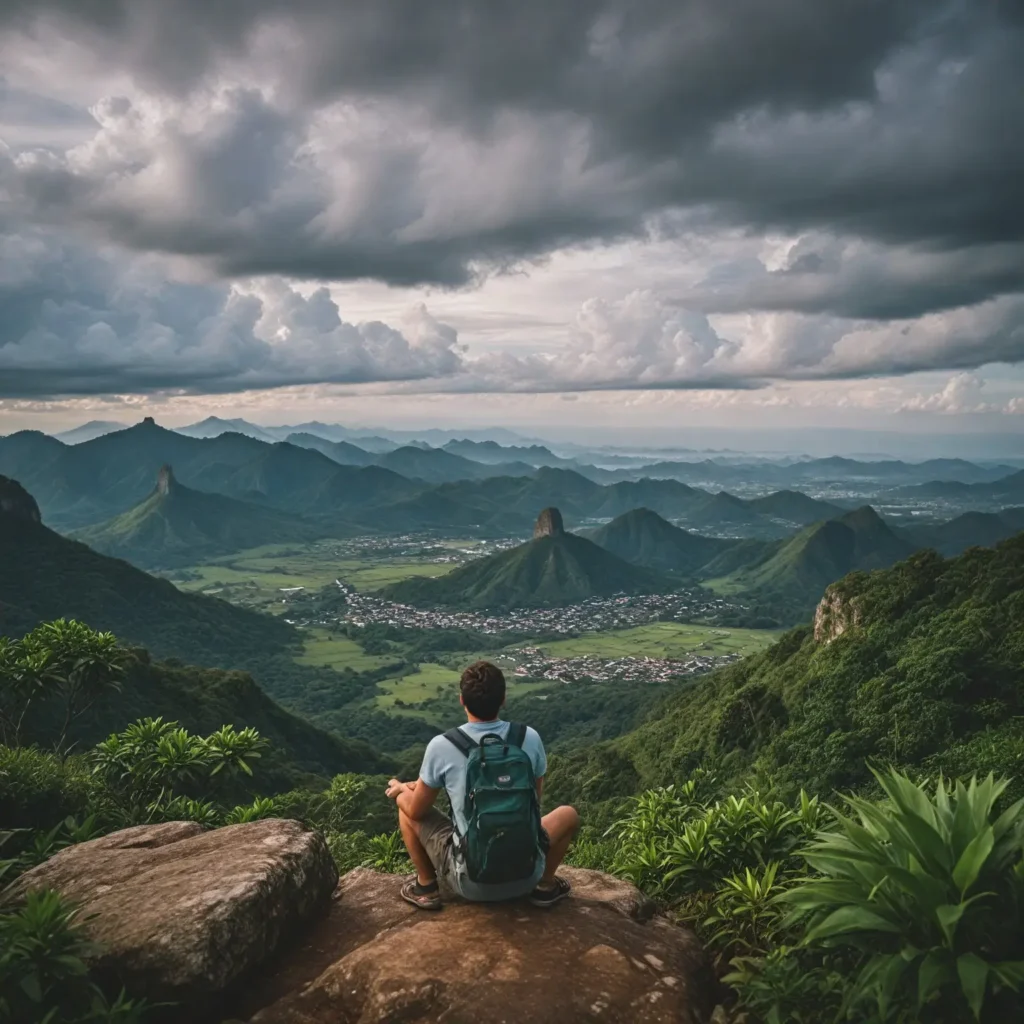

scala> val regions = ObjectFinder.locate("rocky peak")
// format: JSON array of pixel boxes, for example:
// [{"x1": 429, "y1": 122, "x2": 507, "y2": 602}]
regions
[
  {"x1": 156, "y1": 464, "x2": 176, "y2": 496},
  {"x1": 533, "y1": 506, "x2": 565, "y2": 538},
  {"x1": 141, "y1": 416, "x2": 156, "y2": 426},
  {"x1": 813, "y1": 584, "x2": 864, "y2": 643},
  {"x1": 0, "y1": 475, "x2": 42, "y2": 524}
]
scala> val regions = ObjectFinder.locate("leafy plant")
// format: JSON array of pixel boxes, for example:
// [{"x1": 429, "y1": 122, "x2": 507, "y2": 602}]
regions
[
  {"x1": 360, "y1": 830, "x2": 411, "y2": 874},
  {"x1": 0, "y1": 889, "x2": 152, "y2": 1023},
  {"x1": 780, "y1": 769, "x2": 1024, "y2": 1022},
  {"x1": 91, "y1": 718, "x2": 268, "y2": 825},
  {"x1": 705, "y1": 862, "x2": 787, "y2": 958},
  {"x1": 223, "y1": 797, "x2": 278, "y2": 825}
]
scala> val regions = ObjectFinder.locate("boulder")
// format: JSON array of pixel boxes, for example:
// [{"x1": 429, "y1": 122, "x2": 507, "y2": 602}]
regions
[
  {"x1": 240, "y1": 866, "x2": 713, "y2": 1024},
  {"x1": 3, "y1": 819, "x2": 338, "y2": 1013}
]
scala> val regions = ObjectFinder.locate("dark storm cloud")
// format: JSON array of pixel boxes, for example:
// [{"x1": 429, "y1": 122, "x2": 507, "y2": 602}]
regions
[
  {"x1": 0, "y1": 229, "x2": 464, "y2": 398},
  {"x1": 1, "y1": 0, "x2": 1021, "y2": 316}
]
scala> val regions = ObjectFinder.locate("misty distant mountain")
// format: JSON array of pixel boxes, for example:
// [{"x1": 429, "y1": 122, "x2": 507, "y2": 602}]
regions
[
  {"x1": 175, "y1": 416, "x2": 280, "y2": 444},
  {"x1": 54, "y1": 420, "x2": 128, "y2": 444},
  {"x1": 442, "y1": 438, "x2": 576, "y2": 469}
]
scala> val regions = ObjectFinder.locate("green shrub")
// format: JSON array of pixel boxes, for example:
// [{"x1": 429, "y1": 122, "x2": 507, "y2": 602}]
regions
[
  {"x1": 0, "y1": 746, "x2": 97, "y2": 832},
  {"x1": 0, "y1": 889, "x2": 152, "y2": 1023},
  {"x1": 91, "y1": 717, "x2": 267, "y2": 825},
  {"x1": 780, "y1": 769, "x2": 1024, "y2": 1022}
]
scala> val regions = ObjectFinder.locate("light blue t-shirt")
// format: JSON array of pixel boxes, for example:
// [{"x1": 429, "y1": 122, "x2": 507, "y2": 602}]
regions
[{"x1": 420, "y1": 719, "x2": 547, "y2": 900}]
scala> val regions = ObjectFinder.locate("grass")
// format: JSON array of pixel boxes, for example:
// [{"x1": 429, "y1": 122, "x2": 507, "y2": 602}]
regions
[
  {"x1": 371, "y1": 663, "x2": 552, "y2": 723},
  {"x1": 297, "y1": 630, "x2": 399, "y2": 672},
  {"x1": 169, "y1": 541, "x2": 463, "y2": 599},
  {"x1": 516, "y1": 621, "x2": 779, "y2": 659}
]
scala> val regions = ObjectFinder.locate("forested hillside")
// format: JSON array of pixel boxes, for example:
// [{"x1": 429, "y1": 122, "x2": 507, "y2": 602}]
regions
[
  {"x1": 0, "y1": 491, "x2": 298, "y2": 666},
  {"x1": 551, "y1": 534, "x2": 1024, "y2": 804}
]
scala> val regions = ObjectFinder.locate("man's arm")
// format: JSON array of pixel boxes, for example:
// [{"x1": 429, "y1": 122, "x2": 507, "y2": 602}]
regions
[
  {"x1": 536, "y1": 776, "x2": 544, "y2": 801},
  {"x1": 386, "y1": 777, "x2": 439, "y2": 821}
]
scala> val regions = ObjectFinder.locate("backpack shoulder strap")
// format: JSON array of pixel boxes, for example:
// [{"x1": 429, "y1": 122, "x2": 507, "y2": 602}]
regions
[
  {"x1": 506, "y1": 722, "x2": 527, "y2": 749},
  {"x1": 443, "y1": 727, "x2": 477, "y2": 759}
]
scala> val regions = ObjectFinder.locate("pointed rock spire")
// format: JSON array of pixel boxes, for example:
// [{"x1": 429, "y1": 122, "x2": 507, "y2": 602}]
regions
[
  {"x1": 533, "y1": 507, "x2": 564, "y2": 538},
  {"x1": 156, "y1": 465, "x2": 176, "y2": 496}
]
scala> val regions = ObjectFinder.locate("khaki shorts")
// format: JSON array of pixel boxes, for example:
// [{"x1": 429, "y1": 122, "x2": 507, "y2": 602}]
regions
[{"x1": 416, "y1": 807, "x2": 458, "y2": 884}]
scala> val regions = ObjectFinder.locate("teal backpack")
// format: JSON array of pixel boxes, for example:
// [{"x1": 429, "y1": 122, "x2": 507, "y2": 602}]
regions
[{"x1": 444, "y1": 723, "x2": 545, "y2": 885}]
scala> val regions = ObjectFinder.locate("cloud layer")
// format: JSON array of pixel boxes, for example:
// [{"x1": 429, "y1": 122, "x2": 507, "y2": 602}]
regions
[{"x1": 1, "y1": 0, "x2": 1022, "y2": 404}]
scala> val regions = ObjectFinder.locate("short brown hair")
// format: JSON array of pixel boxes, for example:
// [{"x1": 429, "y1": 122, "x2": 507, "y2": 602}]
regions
[{"x1": 460, "y1": 660, "x2": 506, "y2": 720}]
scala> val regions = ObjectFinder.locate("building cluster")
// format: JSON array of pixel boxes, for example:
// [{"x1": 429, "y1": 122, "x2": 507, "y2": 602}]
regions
[
  {"x1": 338, "y1": 585, "x2": 731, "y2": 636},
  {"x1": 507, "y1": 646, "x2": 742, "y2": 684}
]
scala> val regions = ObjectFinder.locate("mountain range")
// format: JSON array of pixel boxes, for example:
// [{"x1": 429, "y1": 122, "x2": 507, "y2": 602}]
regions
[{"x1": 704, "y1": 506, "x2": 919, "y2": 608}]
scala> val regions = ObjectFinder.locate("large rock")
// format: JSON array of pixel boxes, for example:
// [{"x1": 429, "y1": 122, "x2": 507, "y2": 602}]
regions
[
  {"x1": 240, "y1": 866, "x2": 712, "y2": 1024},
  {"x1": 3, "y1": 819, "x2": 338, "y2": 1014},
  {"x1": 534, "y1": 506, "x2": 565, "y2": 538}
]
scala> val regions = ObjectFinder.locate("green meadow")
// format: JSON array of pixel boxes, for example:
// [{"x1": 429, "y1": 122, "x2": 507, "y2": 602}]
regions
[{"x1": 518, "y1": 621, "x2": 779, "y2": 660}]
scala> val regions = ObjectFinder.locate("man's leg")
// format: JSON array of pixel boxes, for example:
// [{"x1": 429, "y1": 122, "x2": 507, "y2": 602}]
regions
[
  {"x1": 539, "y1": 805, "x2": 580, "y2": 885},
  {"x1": 397, "y1": 807, "x2": 453, "y2": 910},
  {"x1": 398, "y1": 807, "x2": 436, "y2": 886}
]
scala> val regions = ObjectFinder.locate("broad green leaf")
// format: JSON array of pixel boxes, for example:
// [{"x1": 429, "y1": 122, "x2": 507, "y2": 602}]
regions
[
  {"x1": 918, "y1": 950, "x2": 953, "y2": 1009},
  {"x1": 804, "y1": 905, "x2": 901, "y2": 944},
  {"x1": 952, "y1": 827, "x2": 994, "y2": 895},
  {"x1": 935, "y1": 903, "x2": 966, "y2": 946},
  {"x1": 957, "y1": 952, "x2": 990, "y2": 1020},
  {"x1": 991, "y1": 960, "x2": 1024, "y2": 990}
]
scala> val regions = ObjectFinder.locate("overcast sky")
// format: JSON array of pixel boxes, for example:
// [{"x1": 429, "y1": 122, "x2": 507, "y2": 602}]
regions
[{"x1": 1, "y1": 0, "x2": 1022, "y2": 447}]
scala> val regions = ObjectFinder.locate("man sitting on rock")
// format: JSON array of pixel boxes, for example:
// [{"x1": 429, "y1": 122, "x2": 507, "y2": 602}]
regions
[{"x1": 386, "y1": 659, "x2": 580, "y2": 910}]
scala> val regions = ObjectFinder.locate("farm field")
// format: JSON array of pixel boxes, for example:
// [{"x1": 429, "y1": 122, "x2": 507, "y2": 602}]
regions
[
  {"x1": 518, "y1": 622, "x2": 780, "y2": 660},
  {"x1": 371, "y1": 662, "x2": 552, "y2": 723},
  {"x1": 297, "y1": 630, "x2": 400, "y2": 673},
  {"x1": 165, "y1": 538, "x2": 470, "y2": 609}
]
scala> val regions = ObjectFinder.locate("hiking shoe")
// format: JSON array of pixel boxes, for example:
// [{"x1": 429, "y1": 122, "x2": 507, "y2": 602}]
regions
[
  {"x1": 400, "y1": 877, "x2": 442, "y2": 911},
  {"x1": 529, "y1": 876, "x2": 571, "y2": 907}
]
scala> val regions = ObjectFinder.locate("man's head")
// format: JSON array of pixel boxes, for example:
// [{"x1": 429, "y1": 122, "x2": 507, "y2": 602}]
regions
[{"x1": 459, "y1": 660, "x2": 506, "y2": 721}]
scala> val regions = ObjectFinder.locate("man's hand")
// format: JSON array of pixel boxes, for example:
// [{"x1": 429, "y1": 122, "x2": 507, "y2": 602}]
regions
[{"x1": 385, "y1": 778, "x2": 415, "y2": 800}]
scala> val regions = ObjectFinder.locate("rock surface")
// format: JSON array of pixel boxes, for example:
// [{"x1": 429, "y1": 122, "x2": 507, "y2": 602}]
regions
[
  {"x1": 241, "y1": 865, "x2": 712, "y2": 1024},
  {"x1": 534, "y1": 506, "x2": 566, "y2": 538},
  {"x1": 3, "y1": 819, "x2": 338, "y2": 1013},
  {"x1": 157, "y1": 464, "x2": 176, "y2": 495},
  {"x1": 813, "y1": 584, "x2": 864, "y2": 643}
]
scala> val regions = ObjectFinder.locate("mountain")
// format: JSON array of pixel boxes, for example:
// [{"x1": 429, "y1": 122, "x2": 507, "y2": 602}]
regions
[
  {"x1": 442, "y1": 439, "x2": 575, "y2": 468},
  {"x1": 0, "y1": 477, "x2": 299, "y2": 667},
  {"x1": 576, "y1": 533, "x2": 1024, "y2": 799},
  {"x1": 906, "y1": 508, "x2": 1024, "y2": 557},
  {"x1": 591, "y1": 479, "x2": 707, "y2": 519},
  {"x1": 72, "y1": 466, "x2": 332, "y2": 568},
  {"x1": 373, "y1": 444, "x2": 535, "y2": 483},
  {"x1": 0, "y1": 474, "x2": 41, "y2": 523},
  {"x1": 381, "y1": 507, "x2": 671, "y2": 610},
  {"x1": 708, "y1": 505, "x2": 917, "y2": 610},
  {"x1": 587, "y1": 508, "x2": 735, "y2": 573},
  {"x1": 685, "y1": 491, "x2": 768, "y2": 530},
  {"x1": 53, "y1": 420, "x2": 127, "y2": 444},
  {"x1": 175, "y1": 416, "x2": 279, "y2": 443},
  {"x1": 891, "y1": 469, "x2": 1024, "y2": 503},
  {"x1": 745, "y1": 490, "x2": 845, "y2": 525},
  {"x1": 284, "y1": 433, "x2": 377, "y2": 466}
]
